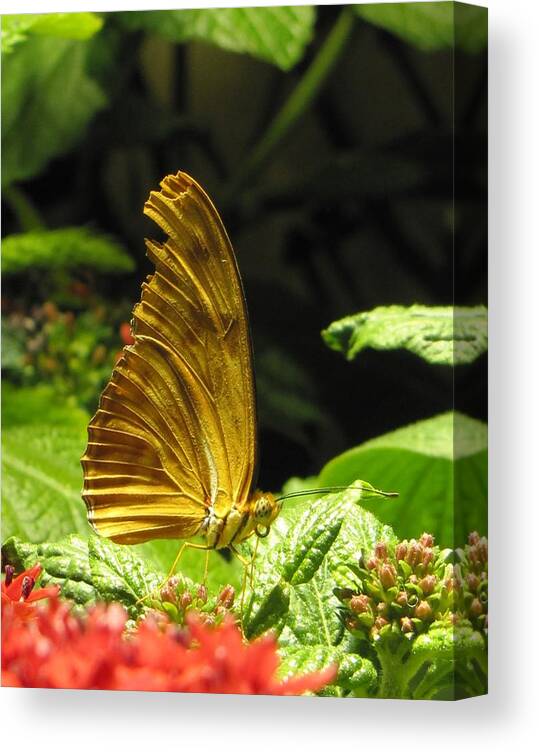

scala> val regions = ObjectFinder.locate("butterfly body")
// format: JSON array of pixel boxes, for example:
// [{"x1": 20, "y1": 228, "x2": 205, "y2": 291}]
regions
[
  {"x1": 201, "y1": 491, "x2": 281, "y2": 549},
  {"x1": 82, "y1": 172, "x2": 280, "y2": 550}
]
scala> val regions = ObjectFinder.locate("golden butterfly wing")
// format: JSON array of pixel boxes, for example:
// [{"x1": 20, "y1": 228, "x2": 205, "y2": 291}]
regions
[{"x1": 81, "y1": 172, "x2": 258, "y2": 544}]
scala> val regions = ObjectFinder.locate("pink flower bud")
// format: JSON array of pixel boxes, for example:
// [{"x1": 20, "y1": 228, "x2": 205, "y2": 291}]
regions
[
  {"x1": 419, "y1": 575, "x2": 436, "y2": 595},
  {"x1": 395, "y1": 591, "x2": 408, "y2": 607},
  {"x1": 179, "y1": 591, "x2": 193, "y2": 610},
  {"x1": 415, "y1": 600, "x2": 433, "y2": 620},
  {"x1": 400, "y1": 617, "x2": 414, "y2": 634},
  {"x1": 419, "y1": 533, "x2": 434, "y2": 548},
  {"x1": 374, "y1": 542, "x2": 388, "y2": 560},
  {"x1": 374, "y1": 616, "x2": 389, "y2": 630},
  {"x1": 197, "y1": 585, "x2": 208, "y2": 604},
  {"x1": 379, "y1": 563, "x2": 397, "y2": 589},
  {"x1": 469, "y1": 598, "x2": 483, "y2": 617},
  {"x1": 350, "y1": 595, "x2": 370, "y2": 614},
  {"x1": 395, "y1": 543, "x2": 408, "y2": 561},
  {"x1": 421, "y1": 550, "x2": 434, "y2": 568},
  {"x1": 218, "y1": 584, "x2": 235, "y2": 609}
]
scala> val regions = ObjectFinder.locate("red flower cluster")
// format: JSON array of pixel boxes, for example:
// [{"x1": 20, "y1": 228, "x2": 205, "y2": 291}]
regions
[{"x1": 2, "y1": 589, "x2": 335, "y2": 694}]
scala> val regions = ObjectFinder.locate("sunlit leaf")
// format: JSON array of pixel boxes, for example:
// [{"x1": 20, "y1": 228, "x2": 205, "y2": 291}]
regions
[
  {"x1": 1, "y1": 386, "x2": 90, "y2": 543},
  {"x1": 318, "y1": 412, "x2": 487, "y2": 548},
  {"x1": 322, "y1": 305, "x2": 487, "y2": 365},
  {"x1": 355, "y1": 3, "x2": 487, "y2": 53},
  {"x1": 88, "y1": 535, "x2": 162, "y2": 616},
  {"x1": 117, "y1": 6, "x2": 315, "y2": 70},
  {"x1": 1, "y1": 12, "x2": 103, "y2": 55}
]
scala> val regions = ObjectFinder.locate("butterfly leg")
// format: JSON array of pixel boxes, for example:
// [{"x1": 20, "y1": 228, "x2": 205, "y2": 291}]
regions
[
  {"x1": 135, "y1": 541, "x2": 211, "y2": 607},
  {"x1": 229, "y1": 544, "x2": 259, "y2": 638}
]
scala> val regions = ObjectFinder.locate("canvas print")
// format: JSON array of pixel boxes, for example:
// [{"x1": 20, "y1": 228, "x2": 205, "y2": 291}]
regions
[{"x1": 1, "y1": 2, "x2": 488, "y2": 699}]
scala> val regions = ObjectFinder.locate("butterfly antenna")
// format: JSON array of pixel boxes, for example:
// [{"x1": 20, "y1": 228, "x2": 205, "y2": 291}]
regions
[{"x1": 276, "y1": 485, "x2": 399, "y2": 502}]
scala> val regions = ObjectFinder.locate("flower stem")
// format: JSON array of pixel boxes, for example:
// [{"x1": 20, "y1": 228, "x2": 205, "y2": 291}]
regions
[{"x1": 226, "y1": 6, "x2": 356, "y2": 196}]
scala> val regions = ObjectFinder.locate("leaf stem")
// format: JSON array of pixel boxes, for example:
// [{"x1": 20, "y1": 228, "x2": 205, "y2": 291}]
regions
[
  {"x1": 226, "y1": 7, "x2": 356, "y2": 196},
  {"x1": 3, "y1": 185, "x2": 45, "y2": 231}
]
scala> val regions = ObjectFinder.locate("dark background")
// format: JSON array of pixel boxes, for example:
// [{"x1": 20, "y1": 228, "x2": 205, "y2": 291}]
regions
[{"x1": 2, "y1": 5, "x2": 487, "y2": 492}]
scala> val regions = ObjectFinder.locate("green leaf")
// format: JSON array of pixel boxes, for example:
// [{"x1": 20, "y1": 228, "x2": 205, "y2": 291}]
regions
[
  {"x1": 88, "y1": 535, "x2": 162, "y2": 617},
  {"x1": 2, "y1": 36, "x2": 106, "y2": 187},
  {"x1": 1, "y1": 534, "x2": 96, "y2": 606},
  {"x1": 280, "y1": 494, "x2": 351, "y2": 586},
  {"x1": 1, "y1": 13, "x2": 103, "y2": 55},
  {"x1": 118, "y1": 6, "x2": 315, "y2": 70},
  {"x1": 2, "y1": 227, "x2": 134, "y2": 276},
  {"x1": 1, "y1": 385, "x2": 89, "y2": 543},
  {"x1": 278, "y1": 644, "x2": 377, "y2": 697},
  {"x1": 319, "y1": 412, "x2": 487, "y2": 548},
  {"x1": 409, "y1": 622, "x2": 487, "y2": 699},
  {"x1": 322, "y1": 305, "x2": 487, "y2": 366},
  {"x1": 354, "y1": 2, "x2": 487, "y2": 53}
]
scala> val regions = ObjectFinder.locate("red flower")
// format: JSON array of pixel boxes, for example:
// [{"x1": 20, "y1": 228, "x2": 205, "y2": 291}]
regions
[
  {"x1": 2, "y1": 564, "x2": 60, "y2": 616},
  {"x1": 114, "y1": 614, "x2": 336, "y2": 694},
  {"x1": 119, "y1": 322, "x2": 135, "y2": 345},
  {"x1": 2, "y1": 598, "x2": 336, "y2": 695}
]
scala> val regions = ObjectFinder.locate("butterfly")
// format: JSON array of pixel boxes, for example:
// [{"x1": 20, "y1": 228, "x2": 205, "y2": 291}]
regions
[
  {"x1": 81, "y1": 172, "x2": 282, "y2": 560},
  {"x1": 81, "y1": 171, "x2": 396, "y2": 576}
]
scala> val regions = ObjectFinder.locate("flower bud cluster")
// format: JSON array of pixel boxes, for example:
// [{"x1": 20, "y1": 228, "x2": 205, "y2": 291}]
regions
[
  {"x1": 451, "y1": 531, "x2": 488, "y2": 633},
  {"x1": 334, "y1": 531, "x2": 488, "y2": 642},
  {"x1": 153, "y1": 576, "x2": 236, "y2": 626}
]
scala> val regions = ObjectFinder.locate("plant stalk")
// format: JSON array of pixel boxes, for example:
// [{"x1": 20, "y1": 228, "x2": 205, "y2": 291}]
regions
[
  {"x1": 226, "y1": 6, "x2": 356, "y2": 196},
  {"x1": 3, "y1": 185, "x2": 45, "y2": 232}
]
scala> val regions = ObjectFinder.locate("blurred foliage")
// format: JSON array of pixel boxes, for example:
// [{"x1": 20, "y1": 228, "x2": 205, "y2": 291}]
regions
[
  {"x1": 2, "y1": 227, "x2": 133, "y2": 276},
  {"x1": 1, "y1": 36, "x2": 106, "y2": 187},
  {"x1": 2, "y1": 303, "x2": 129, "y2": 411}
]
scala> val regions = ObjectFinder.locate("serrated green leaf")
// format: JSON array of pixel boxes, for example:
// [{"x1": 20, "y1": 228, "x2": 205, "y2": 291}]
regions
[
  {"x1": 242, "y1": 579, "x2": 290, "y2": 641},
  {"x1": 2, "y1": 227, "x2": 134, "y2": 276},
  {"x1": 280, "y1": 494, "x2": 351, "y2": 585},
  {"x1": 2, "y1": 36, "x2": 106, "y2": 187},
  {"x1": 319, "y1": 412, "x2": 487, "y2": 548},
  {"x1": 282, "y1": 564, "x2": 344, "y2": 647},
  {"x1": 88, "y1": 535, "x2": 161, "y2": 616},
  {"x1": 322, "y1": 305, "x2": 487, "y2": 366},
  {"x1": 1, "y1": 534, "x2": 96, "y2": 606},
  {"x1": 278, "y1": 644, "x2": 377, "y2": 696},
  {"x1": 117, "y1": 6, "x2": 315, "y2": 70},
  {"x1": 355, "y1": 3, "x2": 487, "y2": 53},
  {"x1": 2, "y1": 386, "x2": 90, "y2": 543},
  {"x1": 1, "y1": 13, "x2": 103, "y2": 55}
]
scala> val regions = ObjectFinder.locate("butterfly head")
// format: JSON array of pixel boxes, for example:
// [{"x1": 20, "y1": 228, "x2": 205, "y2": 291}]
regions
[{"x1": 252, "y1": 492, "x2": 281, "y2": 538}]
